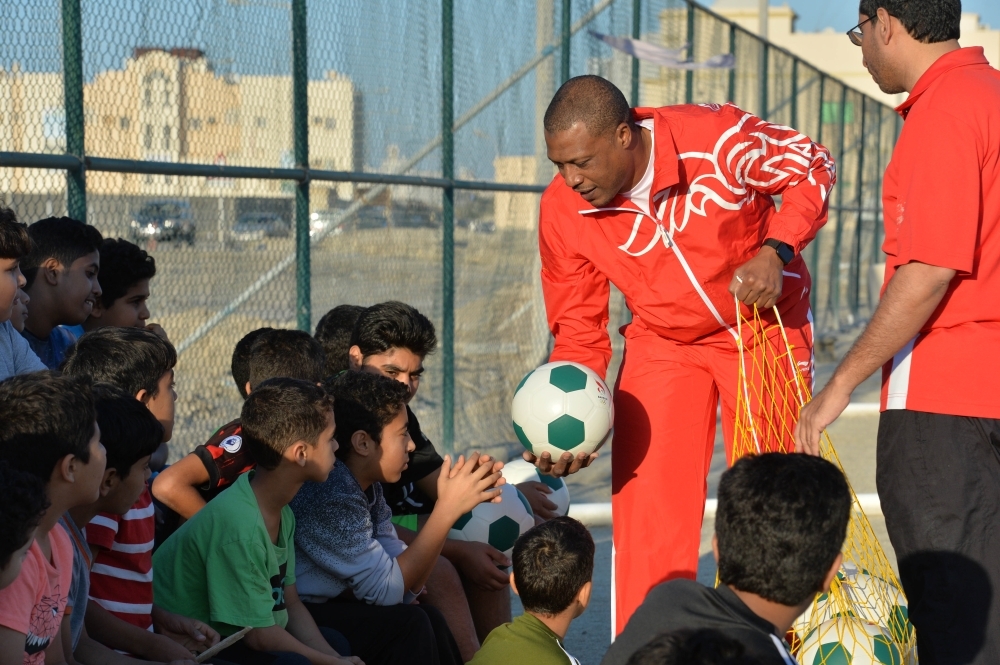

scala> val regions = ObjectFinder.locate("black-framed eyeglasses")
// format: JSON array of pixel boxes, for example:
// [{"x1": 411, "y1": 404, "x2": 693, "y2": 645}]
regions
[{"x1": 847, "y1": 16, "x2": 877, "y2": 46}]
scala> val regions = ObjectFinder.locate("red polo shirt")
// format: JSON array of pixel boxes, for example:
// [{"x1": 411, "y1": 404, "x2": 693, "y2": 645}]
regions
[{"x1": 879, "y1": 47, "x2": 1000, "y2": 418}]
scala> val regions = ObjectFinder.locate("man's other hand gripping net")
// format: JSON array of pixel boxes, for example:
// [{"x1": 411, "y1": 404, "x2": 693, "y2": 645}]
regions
[{"x1": 732, "y1": 303, "x2": 917, "y2": 663}]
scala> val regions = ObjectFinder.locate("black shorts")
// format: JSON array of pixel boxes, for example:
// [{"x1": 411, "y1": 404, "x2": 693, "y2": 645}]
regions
[{"x1": 876, "y1": 410, "x2": 1000, "y2": 665}]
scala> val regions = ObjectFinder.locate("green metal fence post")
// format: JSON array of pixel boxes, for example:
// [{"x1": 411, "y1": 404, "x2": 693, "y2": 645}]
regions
[
  {"x1": 292, "y1": 0, "x2": 310, "y2": 332},
  {"x1": 789, "y1": 58, "x2": 798, "y2": 129},
  {"x1": 442, "y1": 0, "x2": 455, "y2": 453},
  {"x1": 727, "y1": 23, "x2": 736, "y2": 103},
  {"x1": 872, "y1": 107, "x2": 884, "y2": 267},
  {"x1": 759, "y1": 41, "x2": 768, "y2": 119},
  {"x1": 61, "y1": 0, "x2": 86, "y2": 221},
  {"x1": 809, "y1": 73, "x2": 825, "y2": 317},
  {"x1": 851, "y1": 95, "x2": 866, "y2": 318},
  {"x1": 561, "y1": 0, "x2": 571, "y2": 84},
  {"x1": 631, "y1": 0, "x2": 641, "y2": 106},
  {"x1": 828, "y1": 84, "x2": 848, "y2": 329},
  {"x1": 685, "y1": 3, "x2": 695, "y2": 104}
]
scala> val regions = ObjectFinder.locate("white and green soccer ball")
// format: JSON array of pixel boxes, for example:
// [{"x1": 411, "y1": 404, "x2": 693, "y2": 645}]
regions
[
  {"x1": 841, "y1": 563, "x2": 913, "y2": 644},
  {"x1": 447, "y1": 484, "x2": 535, "y2": 558},
  {"x1": 800, "y1": 617, "x2": 903, "y2": 665},
  {"x1": 501, "y1": 457, "x2": 571, "y2": 517},
  {"x1": 511, "y1": 361, "x2": 613, "y2": 458}
]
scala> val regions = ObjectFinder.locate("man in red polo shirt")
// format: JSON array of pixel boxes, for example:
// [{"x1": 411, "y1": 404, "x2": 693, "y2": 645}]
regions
[
  {"x1": 530, "y1": 75, "x2": 835, "y2": 633},
  {"x1": 796, "y1": 2, "x2": 1000, "y2": 662}
]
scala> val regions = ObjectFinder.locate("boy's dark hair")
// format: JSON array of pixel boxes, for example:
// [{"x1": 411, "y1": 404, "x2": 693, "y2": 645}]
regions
[
  {"x1": 93, "y1": 383, "x2": 164, "y2": 480},
  {"x1": 0, "y1": 461, "x2": 50, "y2": 569},
  {"x1": 349, "y1": 301, "x2": 437, "y2": 359},
  {"x1": 22, "y1": 217, "x2": 103, "y2": 288},
  {"x1": 512, "y1": 516, "x2": 595, "y2": 615},
  {"x1": 323, "y1": 370, "x2": 410, "y2": 459},
  {"x1": 247, "y1": 329, "x2": 326, "y2": 391},
  {"x1": 61, "y1": 327, "x2": 177, "y2": 398},
  {"x1": 97, "y1": 238, "x2": 156, "y2": 309},
  {"x1": 231, "y1": 327, "x2": 275, "y2": 398},
  {"x1": 625, "y1": 628, "x2": 758, "y2": 665},
  {"x1": 0, "y1": 371, "x2": 96, "y2": 481},
  {"x1": 241, "y1": 377, "x2": 333, "y2": 471},
  {"x1": 858, "y1": 0, "x2": 961, "y2": 43},
  {"x1": 0, "y1": 204, "x2": 31, "y2": 260},
  {"x1": 314, "y1": 304, "x2": 366, "y2": 376},
  {"x1": 716, "y1": 453, "x2": 851, "y2": 606}
]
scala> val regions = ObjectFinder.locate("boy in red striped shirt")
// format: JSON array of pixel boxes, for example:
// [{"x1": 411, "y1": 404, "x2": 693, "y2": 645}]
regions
[{"x1": 61, "y1": 327, "x2": 209, "y2": 658}]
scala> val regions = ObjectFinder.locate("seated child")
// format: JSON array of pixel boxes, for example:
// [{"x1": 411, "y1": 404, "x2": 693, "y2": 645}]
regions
[
  {"x1": 151, "y1": 328, "x2": 323, "y2": 519},
  {"x1": 601, "y1": 453, "x2": 851, "y2": 665},
  {"x1": 81, "y1": 238, "x2": 163, "y2": 338},
  {"x1": 0, "y1": 371, "x2": 106, "y2": 665},
  {"x1": 153, "y1": 378, "x2": 359, "y2": 665},
  {"x1": 61, "y1": 384, "x2": 218, "y2": 662},
  {"x1": 0, "y1": 205, "x2": 45, "y2": 380},
  {"x1": 624, "y1": 628, "x2": 758, "y2": 665},
  {"x1": 60, "y1": 327, "x2": 192, "y2": 659},
  {"x1": 469, "y1": 516, "x2": 594, "y2": 665},
  {"x1": 313, "y1": 304, "x2": 365, "y2": 376},
  {"x1": 291, "y1": 370, "x2": 501, "y2": 665},
  {"x1": 20, "y1": 217, "x2": 103, "y2": 368},
  {"x1": 0, "y1": 462, "x2": 48, "y2": 590}
]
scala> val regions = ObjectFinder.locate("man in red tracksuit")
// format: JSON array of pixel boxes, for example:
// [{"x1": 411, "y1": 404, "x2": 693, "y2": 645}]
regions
[{"x1": 529, "y1": 76, "x2": 835, "y2": 633}]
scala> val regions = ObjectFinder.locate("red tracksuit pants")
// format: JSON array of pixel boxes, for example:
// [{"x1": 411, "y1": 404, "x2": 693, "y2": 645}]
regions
[{"x1": 610, "y1": 301, "x2": 813, "y2": 634}]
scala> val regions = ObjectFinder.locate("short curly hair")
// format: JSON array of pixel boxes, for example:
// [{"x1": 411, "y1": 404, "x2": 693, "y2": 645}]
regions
[
  {"x1": 323, "y1": 370, "x2": 410, "y2": 459},
  {"x1": 349, "y1": 301, "x2": 437, "y2": 360},
  {"x1": 241, "y1": 377, "x2": 334, "y2": 470},
  {"x1": 97, "y1": 238, "x2": 156, "y2": 309},
  {"x1": 0, "y1": 204, "x2": 31, "y2": 260},
  {"x1": 858, "y1": 0, "x2": 961, "y2": 43},
  {"x1": 0, "y1": 461, "x2": 49, "y2": 569},
  {"x1": 314, "y1": 305, "x2": 365, "y2": 376}
]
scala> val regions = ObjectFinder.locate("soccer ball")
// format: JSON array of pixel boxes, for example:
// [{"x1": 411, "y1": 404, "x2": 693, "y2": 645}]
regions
[
  {"x1": 511, "y1": 361, "x2": 613, "y2": 458},
  {"x1": 799, "y1": 617, "x2": 903, "y2": 665},
  {"x1": 500, "y1": 457, "x2": 571, "y2": 517},
  {"x1": 841, "y1": 563, "x2": 913, "y2": 643},
  {"x1": 791, "y1": 584, "x2": 852, "y2": 638},
  {"x1": 448, "y1": 484, "x2": 535, "y2": 558}
]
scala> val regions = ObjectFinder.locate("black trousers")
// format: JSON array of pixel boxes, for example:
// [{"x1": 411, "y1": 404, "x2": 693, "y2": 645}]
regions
[
  {"x1": 304, "y1": 599, "x2": 463, "y2": 665},
  {"x1": 877, "y1": 410, "x2": 1000, "y2": 665},
  {"x1": 210, "y1": 626, "x2": 351, "y2": 665}
]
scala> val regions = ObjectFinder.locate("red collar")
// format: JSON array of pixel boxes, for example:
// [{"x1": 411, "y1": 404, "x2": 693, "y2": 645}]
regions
[{"x1": 896, "y1": 47, "x2": 989, "y2": 119}]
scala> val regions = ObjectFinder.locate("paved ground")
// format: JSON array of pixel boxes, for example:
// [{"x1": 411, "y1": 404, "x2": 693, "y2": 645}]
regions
[{"x1": 529, "y1": 331, "x2": 895, "y2": 663}]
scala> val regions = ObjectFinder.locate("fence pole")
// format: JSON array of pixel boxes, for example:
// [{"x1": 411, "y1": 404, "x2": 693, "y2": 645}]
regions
[
  {"x1": 292, "y1": 0, "x2": 310, "y2": 332},
  {"x1": 61, "y1": 0, "x2": 86, "y2": 221},
  {"x1": 685, "y1": 3, "x2": 695, "y2": 104},
  {"x1": 872, "y1": 107, "x2": 884, "y2": 267},
  {"x1": 759, "y1": 41, "x2": 768, "y2": 119},
  {"x1": 561, "y1": 0, "x2": 571, "y2": 83},
  {"x1": 852, "y1": 95, "x2": 866, "y2": 318},
  {"x1": 828, "y1": 84, "x2": 848, "y2": 329},
  {"x1": 727, "y1": 23, "x2": 736, "y2": 103},
  {"x1": 789, "y1": 58, "x2": 798, "y2": 129},
  {"x1": 631, "y1": 0, "x2": 640, "y2": 105},
  {"x1": 809, "y1": 73, "x2": 825, "y2": 317},
  {"x1": 441, "y1": 0, "x2": 455, "y2": 453}
]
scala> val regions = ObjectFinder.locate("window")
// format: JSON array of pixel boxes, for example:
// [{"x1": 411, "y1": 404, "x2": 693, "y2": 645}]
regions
[
  {"x1": 162, "y1": 125, "x2": 171, "y2": 150},
  {"x1": 255, "y1": 116, "x2": 267, "y2": 128},
  {"x1": 120, "y1": 116, "x2": 130, "y2": 130},
  {"x1": 313, "y1": 116, "x2": 323, "y2": 125},
  {"x1": 325, "y1": 117, "x2": 336, "y2": 130},
  {"x1": 144, "y1": 124, "x2": 153, "y2": 149},
  {"x1": 207, "y1": 116, "x2": 217, "y2": 125},
  {"x1": 144, "y1": 88, "x2": 152, "y2": 108},
  {"x1": 191, "y1": 118, "x2": 202, "y2": 130}
]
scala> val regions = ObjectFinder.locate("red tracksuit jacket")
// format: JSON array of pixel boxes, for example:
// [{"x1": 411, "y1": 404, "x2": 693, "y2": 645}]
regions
[{"x1": 539, "y1": 103, "x2": 836, "y2": 377}]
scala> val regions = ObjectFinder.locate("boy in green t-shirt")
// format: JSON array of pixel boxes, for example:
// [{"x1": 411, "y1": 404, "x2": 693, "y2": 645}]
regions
[
  {"x1": 153, "y1": 378, "x2": 361, "y2": 665},
  {"x1": 470, "y1": 517, "x2": 594, "y2": 665}
]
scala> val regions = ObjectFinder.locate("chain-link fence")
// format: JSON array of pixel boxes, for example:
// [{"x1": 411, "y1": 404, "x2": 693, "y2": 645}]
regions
[{"x1": 0, "y1": 0, "x2": 895, "y2": 459}]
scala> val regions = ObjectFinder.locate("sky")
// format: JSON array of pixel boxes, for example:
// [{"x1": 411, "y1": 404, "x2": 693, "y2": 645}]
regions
[{"x1": 775, "y1": 0, "x2": 1000, "y2": 33}]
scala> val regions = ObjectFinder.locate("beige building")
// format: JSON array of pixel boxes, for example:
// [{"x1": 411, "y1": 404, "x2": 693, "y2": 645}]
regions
[
  {"x1": 1, "y1": 47, "x2": 359, "y2": 202},
  {"x1": 713, "y1": 0, "x2": 1000, "y2": 108}
]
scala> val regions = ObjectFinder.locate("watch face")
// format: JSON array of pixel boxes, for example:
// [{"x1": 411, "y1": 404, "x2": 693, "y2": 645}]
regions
[{"x1": 777, "y1": 243, "x2": 794, "y2": 265}]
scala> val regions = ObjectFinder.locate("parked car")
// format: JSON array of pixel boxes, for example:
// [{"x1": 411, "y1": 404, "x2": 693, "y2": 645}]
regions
[
  {"x1": 232, "y1": 212, "x2": 291, "y2": 241},
  {"x1": 129, "y1": 200, "x2": 196, "y2": 245},
  {"x1": 458, "y1": 218, "x2": 496, "y2": 234},
  {"x1": 309, "y1": 210, "x2": 350, "y2": 237},
  {"x1": 356, "y1": 207, "x2": 389, "y2": 230}
]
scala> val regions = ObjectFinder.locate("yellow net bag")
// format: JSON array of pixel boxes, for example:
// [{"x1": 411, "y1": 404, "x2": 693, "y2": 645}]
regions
[{"x1": 730, "y1": 304, "x2": 917, "y2": 665}]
